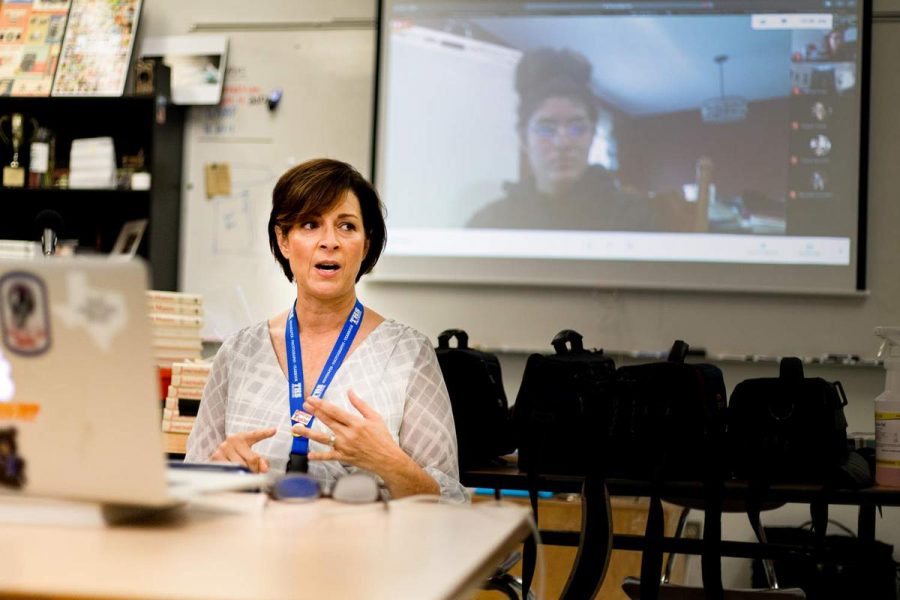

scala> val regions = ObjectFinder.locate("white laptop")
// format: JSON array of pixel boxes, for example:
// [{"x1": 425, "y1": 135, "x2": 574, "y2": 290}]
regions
[{"x1": 0, "y1": 257, "x2": 267, "y2": 511}]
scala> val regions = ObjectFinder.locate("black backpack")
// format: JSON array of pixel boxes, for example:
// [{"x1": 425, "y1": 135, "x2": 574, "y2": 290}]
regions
[
  {"x1": 608, "y1": 340, "x2": 729, "y2": 599},
  {"x1": 434, "y1": 329, "x2": 515, "y2": 470},
  {"x1": 608, "y1": 340, "x2": 728, "y2": 480},
  {"x1": 513, "y1": 329, "x2": 616, "y2": 476},
  {"x1": 729, "y1": 357, "x2": 855, "y2": 484}
]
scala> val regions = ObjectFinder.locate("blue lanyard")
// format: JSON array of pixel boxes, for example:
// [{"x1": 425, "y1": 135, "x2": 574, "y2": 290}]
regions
[{"x1": 286, "y1": 299, "x2": 364, "y2": 454}]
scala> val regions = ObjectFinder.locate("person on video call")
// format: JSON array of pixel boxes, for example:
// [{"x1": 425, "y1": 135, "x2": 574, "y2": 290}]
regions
[
  {"x1": 185, "y1": 159, "x2": 466, "y2": 502},
  {"x1": 467, "y1": 47, "x2": 677, "y2": 231},
  {"x1": 823, "y1": 27, "x2": 856, "y2": 62}
]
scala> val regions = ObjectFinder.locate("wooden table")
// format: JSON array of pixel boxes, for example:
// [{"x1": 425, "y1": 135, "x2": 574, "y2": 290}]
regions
[{"x1": 0, "y1": 493, "x2": 531, "y2": 600}]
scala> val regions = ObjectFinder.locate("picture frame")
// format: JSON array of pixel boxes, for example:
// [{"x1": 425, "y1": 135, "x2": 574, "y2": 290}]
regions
[{"x1": 110, "y1": 218, "x2": 147, "y2": 258}]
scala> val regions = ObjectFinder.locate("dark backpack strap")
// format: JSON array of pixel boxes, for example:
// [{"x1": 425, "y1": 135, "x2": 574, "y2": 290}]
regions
[
  {"x1": 520, "y1": 464, "x2": 540, "y2": 600},
  {"x1": 701, "y1": 485, "x2": 724, "y2": 600},
  {"x1": 521, "y1": 398, "x2": 549, "y2": 600},
  {"x1": 561, "y1": 471, "x2": 613, "y2": 599},
  {"x1": 746, "y1": 479, "x2": 769, "y2": 532},
  {"x1": 639, "y1": 494, "x2": 665, "y2": 599},
  {"x1": 746, "y1": 496, "x2": 763, "y2": 545},
  {"x1": 552, "y1": 329, "x2": 584, "y2": 354},
  {"x1": 810, "y1": 494, "x2": 829, "y2": 544},
  {"x1": 639, "y1": 467, "x2": 666, "y2": 600},
  {"x1": 745, "y1": 478, "x2": 774, "y2": 591},
  {"x1": 437, "y1": 329, "x2": 468, "y2": 349}
]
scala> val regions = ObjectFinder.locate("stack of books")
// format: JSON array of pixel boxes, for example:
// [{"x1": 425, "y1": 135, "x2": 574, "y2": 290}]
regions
[
  {"x1": 162, "y1": 361, "x2": 212, "y2": 434},
  {"x1": 147, "y1": 290, "x2": 204, "y2": 368},
  {"x1": 69, "y1": 137, "x2": 117, "y2": 190},
  {"x1": 0, "y1": 240, "x2": 39, "y2": 259}
]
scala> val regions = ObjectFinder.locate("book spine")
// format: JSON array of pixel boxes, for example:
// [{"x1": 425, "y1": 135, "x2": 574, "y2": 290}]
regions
[
  {"x1": 149, "y1": 313, "x2": 204, "y2": 327},
  {"x1": 168, "y1": 385, "x2": 204, "y2": 400},
  {"x1": 171, "y1": 374, "x2": 210, "y2": 388},
  {"x1": 162, "y1": 419, "x2": 196, "y2": 434},
  {"x1": 146, "y1": 290, "x2": 203, "y2": 304},
  {"x1": 171, "y1": 363, "x2": 213, "y2": 377},
  {"x1": 147, "y1": 302, "x2": 204, "y2": 316}
]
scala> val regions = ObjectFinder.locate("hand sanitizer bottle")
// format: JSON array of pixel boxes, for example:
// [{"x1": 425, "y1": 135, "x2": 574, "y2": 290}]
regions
[{"x1": 874, "y1": 327, "x2": 900, "y2": 487}]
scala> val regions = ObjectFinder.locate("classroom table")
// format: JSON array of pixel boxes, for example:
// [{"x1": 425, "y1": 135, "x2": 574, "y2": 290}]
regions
[{"x1": 0, "y1": 492, "x2": 531, "y2": 600}]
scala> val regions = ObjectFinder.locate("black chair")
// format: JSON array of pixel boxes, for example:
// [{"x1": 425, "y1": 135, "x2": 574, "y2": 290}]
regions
[{"x1": 482, "y1": 551, "x2": 537, "y2": 600}]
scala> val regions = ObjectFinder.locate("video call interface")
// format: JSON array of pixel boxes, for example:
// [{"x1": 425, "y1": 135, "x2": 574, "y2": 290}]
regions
[{"x1": 376, "y1": 0, "x2": 865, "y2": 268}]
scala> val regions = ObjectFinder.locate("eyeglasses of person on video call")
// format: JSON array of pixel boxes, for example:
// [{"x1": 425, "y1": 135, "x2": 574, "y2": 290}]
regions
[{"x1": 523, "y1": 97, "x2": 596, "y2": 195}]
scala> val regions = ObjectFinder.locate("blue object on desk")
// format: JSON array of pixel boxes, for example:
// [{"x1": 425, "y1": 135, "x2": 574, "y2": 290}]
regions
[
  {"x1": 474, "y1": 488, "x2": 553, "y2": 498},
  {"x1": 168, "y1": 460, "x2": 252, "y2": 474}
]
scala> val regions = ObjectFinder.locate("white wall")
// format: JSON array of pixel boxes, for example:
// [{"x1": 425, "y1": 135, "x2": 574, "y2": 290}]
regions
[{"x1": 139, "y1": 1, "x2": 375, "y2": 38}]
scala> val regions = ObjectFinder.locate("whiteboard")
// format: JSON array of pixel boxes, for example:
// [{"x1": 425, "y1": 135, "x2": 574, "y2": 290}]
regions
[{"x1": 178, "y1": 27, "x2": 375, "y2": 340}]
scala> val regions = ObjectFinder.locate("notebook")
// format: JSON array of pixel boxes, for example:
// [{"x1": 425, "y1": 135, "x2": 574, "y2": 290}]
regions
[{"x1": 0, "y1": 257, "x2": 267, "y2": 509}]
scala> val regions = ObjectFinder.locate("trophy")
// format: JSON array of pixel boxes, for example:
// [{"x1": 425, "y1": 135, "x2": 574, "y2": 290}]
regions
[{"x1": 0, "y1": 113, "x2": 26, "y2": 188}]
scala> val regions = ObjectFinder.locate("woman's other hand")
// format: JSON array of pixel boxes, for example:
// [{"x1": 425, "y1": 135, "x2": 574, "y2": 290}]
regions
[
  {"x1": 293, "y1": 390, "x2": 401, "y2": 473},
  {"x1": 294, "y1": 390, "x2": 440, "y2": 498},
  {"x1": 209, "y1": 427, "x2": 277, "y2": 473}
]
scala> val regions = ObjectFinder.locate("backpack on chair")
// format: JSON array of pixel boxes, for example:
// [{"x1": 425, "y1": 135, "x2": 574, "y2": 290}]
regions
[
  {"x1": 608, "y1": 339, "x2": 728, "y2": 481},
  {"x1": 513, "y1": 329, "x2": 616, "y2": 476},
  {"x1": 728, "y1": 357, "x2": 858, "y2": 485},
  {"x1": 609, "y1": 339, "x2": 729, "y2": 600},
  {"x1": 434, "y1": 329, "x2": 515, "y2": 470},
  {"x1": 511, "y1": 329, "x2": 617, "y2": 600}
]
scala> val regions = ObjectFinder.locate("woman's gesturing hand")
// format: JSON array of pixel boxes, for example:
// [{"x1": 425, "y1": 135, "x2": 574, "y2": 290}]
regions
[
  {"x1": 209, "y1": 427, "x2": 277, "y2": 473},
  {"x1": 292, "y1": 390, "x2": 403, "y2": 473}
]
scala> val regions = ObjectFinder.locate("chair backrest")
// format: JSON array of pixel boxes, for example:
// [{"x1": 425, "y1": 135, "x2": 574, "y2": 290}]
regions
[{"x1": 621, "y1": 577, "x2": 807, "y2": 600}]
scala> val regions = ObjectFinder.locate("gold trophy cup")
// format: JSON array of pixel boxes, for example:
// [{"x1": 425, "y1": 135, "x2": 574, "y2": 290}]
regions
[{"x1": 0, "y1": 113, "x2": 26, "y2": 188}]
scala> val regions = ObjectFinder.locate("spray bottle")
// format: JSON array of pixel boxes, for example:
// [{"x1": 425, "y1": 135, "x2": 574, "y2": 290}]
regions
[{"x1": 874, "y1": 326, "x2": 900, "y2": 487}]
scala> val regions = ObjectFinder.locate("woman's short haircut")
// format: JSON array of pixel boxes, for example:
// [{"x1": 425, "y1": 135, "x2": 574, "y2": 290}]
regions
[
  {"x1": 268, "y1": 158, "x2": 387, "y2": 282},
  {"x1": 516, "y1": 47, "x2": 600, "y2": 130}
]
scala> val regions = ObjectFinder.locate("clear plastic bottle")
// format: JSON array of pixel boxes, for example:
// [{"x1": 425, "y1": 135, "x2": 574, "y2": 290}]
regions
[
  {"x1": 874, "y1": 326, "x2": 900, "y2": 487},
  {"x1": 28, "y1": 126, "x2": 55, "y2": 189}
]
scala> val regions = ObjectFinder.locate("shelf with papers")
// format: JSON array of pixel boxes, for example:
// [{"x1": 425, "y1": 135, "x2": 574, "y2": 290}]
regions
[{"x1": 0, "y1": 95, "x2": 184, "y2": 290}]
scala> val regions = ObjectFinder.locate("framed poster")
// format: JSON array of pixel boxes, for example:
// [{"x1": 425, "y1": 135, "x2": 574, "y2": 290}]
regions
[
  {"x1": 0, "y1": 0, "x2": 70, "y2": 97},
  {"x1": 51, "y1": 0, "x2": 141, "y2": 96}
]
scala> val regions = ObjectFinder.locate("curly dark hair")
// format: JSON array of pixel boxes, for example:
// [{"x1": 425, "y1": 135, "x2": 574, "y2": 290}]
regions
[
  {"x1": 515, "y1": 47, "x2": 600, "y2": 130},
  {"x1": 267, "y1": 159, "x2": 387, "y2": 283}
]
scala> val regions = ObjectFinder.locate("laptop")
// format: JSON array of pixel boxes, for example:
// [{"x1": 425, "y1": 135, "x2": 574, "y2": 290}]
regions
[{"x1": 0, "y1": 257, "x2": 267, "y2": 509}]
